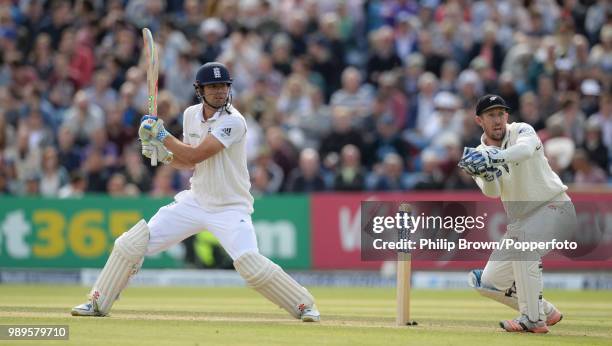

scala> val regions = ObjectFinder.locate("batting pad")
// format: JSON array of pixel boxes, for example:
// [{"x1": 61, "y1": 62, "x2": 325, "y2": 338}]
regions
[
  {"x1": 90, "y1": 219, "x2": 149, "y2": 315},
  {"x1": 513, "y1": 260, "x2": 545, "y2": 322},
  {"x1": 234, "y1": 252, "x2": 314, "y2": 319}
]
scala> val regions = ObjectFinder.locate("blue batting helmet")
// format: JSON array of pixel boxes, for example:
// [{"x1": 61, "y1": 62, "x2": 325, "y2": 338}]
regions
[{"x1": 194, "y1": 62, "x2": 232, "y2": 86}]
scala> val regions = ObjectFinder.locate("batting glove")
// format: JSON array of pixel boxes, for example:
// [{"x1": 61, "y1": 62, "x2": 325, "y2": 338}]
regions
[
  {"x1": 139, "y1": 115, "x2": 169, "y2": 142},
  {"x1": 141, "y1": 138, "x2": 173, "y2": 164}
]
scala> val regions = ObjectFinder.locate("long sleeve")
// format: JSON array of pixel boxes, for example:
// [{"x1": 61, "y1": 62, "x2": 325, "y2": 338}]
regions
[
  {"x1": 473, "y1": 176, "x2": 501, "y2": 198},
  {"x1": 491, "y1": 124, "x2": 540, "y2": 164}
]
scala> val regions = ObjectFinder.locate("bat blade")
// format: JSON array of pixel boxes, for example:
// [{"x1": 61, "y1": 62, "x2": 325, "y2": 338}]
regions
[{"x1": 142, "y1": 28, "x2": 159, "y2": 166}]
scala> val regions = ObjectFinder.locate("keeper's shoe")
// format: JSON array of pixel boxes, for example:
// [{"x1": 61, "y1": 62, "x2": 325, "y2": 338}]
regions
[
  {"x1": 500, "y1": 315, "x2": 549, "y2": 333},
  {"x1": 546, "y1": 307, "x2": 563, "y2": 326},
  {"x1": 299, "y1": 304, "x2": 320, "y2": 322},
  {"x1": 71, "y1": 302, "x2": 105, "y2": 317}
]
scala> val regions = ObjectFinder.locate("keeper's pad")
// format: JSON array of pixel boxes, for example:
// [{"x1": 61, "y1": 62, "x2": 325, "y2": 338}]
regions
[
  {"x1": 468, "y1": 269, "x2": 556, "y2": 315},
  {"x1": 90, "y1": 220, "x2": 149, "y2": 315},
  {"x1": 469, "y1": 273, "x2": 518, "y2": 310},
  {"x1": 513, "y1": 260, "x2": 545, "y2": 322},
  {"x1": 234, "y1": 252, "x2": 314, "y2": 319}
]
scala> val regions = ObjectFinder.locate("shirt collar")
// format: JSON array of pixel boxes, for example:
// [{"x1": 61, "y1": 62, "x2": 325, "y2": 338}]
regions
[{"x1": 201, "y1": 105, "x2": 223, "y2": 123}]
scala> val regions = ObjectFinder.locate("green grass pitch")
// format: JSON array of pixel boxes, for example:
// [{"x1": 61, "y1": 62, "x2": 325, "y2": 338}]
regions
[{"x1": 0, "y1": 285, "x2": 611, "y2": 345}]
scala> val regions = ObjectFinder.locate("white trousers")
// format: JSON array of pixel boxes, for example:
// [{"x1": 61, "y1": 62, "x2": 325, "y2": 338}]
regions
[
  {"x1": 481, "y1": 198, "x2": 577, "y2": 289},
  {"x1": 146, "y1": 190, "x2": 258, "y2": 260},
  {"x1": 481, "y1": 197, "x2": 577, "y2": 320}
]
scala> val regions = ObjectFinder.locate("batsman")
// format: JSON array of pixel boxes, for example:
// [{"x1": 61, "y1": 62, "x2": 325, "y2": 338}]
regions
[
  {"x1": 71, "y1": 62, "x2": 320, "y2": 322},
  {"x1": 458, "y1": 94, "x2": 577, "y2": 333}
]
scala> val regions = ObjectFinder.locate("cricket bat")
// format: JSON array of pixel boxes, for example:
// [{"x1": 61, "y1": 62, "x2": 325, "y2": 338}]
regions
[
  {"x1": 142, "y1": 28, "x2": 159, "y2": 166},
  {"x1": 396, "y1": 203, "x2": 415, "y2": 326}
]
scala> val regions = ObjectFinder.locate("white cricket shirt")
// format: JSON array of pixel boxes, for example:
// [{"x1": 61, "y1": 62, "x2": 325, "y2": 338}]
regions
[
  {"x1": 182, "y1": 104, "x2": 254, "y2": 214},
  {"x1": 474, "y1": 122, "x2": 568, "y2": 220}
]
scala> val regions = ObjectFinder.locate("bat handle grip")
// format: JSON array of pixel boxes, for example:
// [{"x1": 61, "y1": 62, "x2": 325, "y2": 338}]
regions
[{"x1": 151, "y1": 149, "x2": 158, "y2": 166}]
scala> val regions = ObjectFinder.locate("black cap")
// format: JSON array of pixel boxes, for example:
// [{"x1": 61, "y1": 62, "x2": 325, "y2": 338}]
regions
[{"x1": 475, "y1": 94, "x2": 510, "y2": 115}]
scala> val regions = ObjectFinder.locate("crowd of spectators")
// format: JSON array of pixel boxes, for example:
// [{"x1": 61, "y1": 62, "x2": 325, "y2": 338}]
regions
[{"x1": 0, "y1": 0, "x2": 610, "y2": 198}]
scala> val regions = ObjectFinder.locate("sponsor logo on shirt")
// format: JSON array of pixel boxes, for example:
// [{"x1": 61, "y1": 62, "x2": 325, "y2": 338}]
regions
[
  {"x1": 220, "y1": 128, "x2": 232, "y2": 137},
  {"x1": 189, "y1": 133, "x2": 201, "y2": 138}
]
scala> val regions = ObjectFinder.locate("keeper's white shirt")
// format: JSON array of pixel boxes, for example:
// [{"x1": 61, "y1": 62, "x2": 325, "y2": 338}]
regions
[
  {"x1": 474, "y1": 122, "x2": 568, "y2": 220},
  {"x1": 181, "y1": 104, "x2": 254, "y2": 214}
]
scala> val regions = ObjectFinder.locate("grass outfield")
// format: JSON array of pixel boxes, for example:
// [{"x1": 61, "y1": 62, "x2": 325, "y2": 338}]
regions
[{"x1": 0, "y1": 285, "x2": 611, "y2": 345}]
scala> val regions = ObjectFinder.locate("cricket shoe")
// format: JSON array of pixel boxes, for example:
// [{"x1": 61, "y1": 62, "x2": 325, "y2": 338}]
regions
[
  {"x1": 299, "y1": 304, "x2": 320, "y2": 322},
  {"x1": 500, "y1": 315, "x2": 549, "y2": 333},
  {"x1": 468, "y1": 269, "x2": 483, "y2": 288},
  {"x1": 546, "y1": 307, "x2": 563, "y2": 326},
  {"x1": 71, "y1": 301, "x2": 105, "y2": 317}
]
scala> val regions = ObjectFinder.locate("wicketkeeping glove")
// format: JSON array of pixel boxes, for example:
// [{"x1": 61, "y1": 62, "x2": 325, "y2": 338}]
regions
[
  {"x1": 458, "y1": 147, "x2": 503, "y2": 182},
  {"x1": 479, "y1": 146, "x2": 506, "y2": 166}
]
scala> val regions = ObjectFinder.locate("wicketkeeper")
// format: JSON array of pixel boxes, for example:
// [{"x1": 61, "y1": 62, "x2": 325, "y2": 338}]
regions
[
  {"x1": 458, "y1": 94, "x2": 577, "y2": 333},
  {"x1": 71, "y1": 62, "x2": 320, "y2": 322}
]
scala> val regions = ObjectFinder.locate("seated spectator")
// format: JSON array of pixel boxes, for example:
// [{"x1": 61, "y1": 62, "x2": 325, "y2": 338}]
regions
[
  {"x1": 62, "y1": 90, "x2": 105, "y2": 147},
  {"x1": 85, "y1": 70, "x2": 118, "y2": 113},
  {"x1": 265, "y1": 126, "x2": 298, "y2": 187},
  {"x1": 366, "y1": 26, "x2": 402, "y2": 85},
  {"x1": 377, "y1": 71, "x2": 408, "y2": 129},
  {"x1": 296, "y1": 87, "x2": 332, "y2": 150},
  {"x1": 23, "y1": 172, "x2": 41, "y2": 196},
  {"x1": 579, "y1": 79, "x2": 601, "y2": 116},
  {"x1": 277, "y1": 74, "x2": 313, "y2": 128},
  {"x1": 58, "y1": 171, "x2": 87, "y2": 198},
  {"x1": 122, "y1": 146, "x2": 152, "y2": 193},
  {"x1": 249, "y1": 147, "x2": 284, "y2": 194},
  {"x1": 371, "y1": 152, "x2": 409, "y2": 191},
  {"x1": 23, "y1": 108, "x2": 54, "y2": 149},
  {"x1": 330, "y1": 66, "x2": 374, "y2": 119},
  {"x1": 548, "y1": 92, "x2": 586, "y2": 146},
  {"x1": 571, "y1": 149, "x2": 607, "y2": 185},
  {"x1": 582, "y1": 119, "x2": 609, "y2": 173},
  {"x1": 6, "y1": 125, "x2": 41, "y2": 182},
  {"x1": 413, "y1": 150, "x2": 445, "y2": 190},
  {"x1": 516, "y1": 91, "x2": 545, "y2": 132},
  {"x1": 240, "y1": 76, "x2": 277, "y2": 128},
  {"x1": 40, "y1": 146, "x2": 69, "y2": 197},
  {"x1": 589, "y1": 94, "x2": 612, "y2": 157},
  {"x1": 83, "y1": 130, "x2": 119, "y2": 172},
  {"x1": 56, "y1": 126, "x2": 82, "y2": 174},
  {"x1": 286, "y1": 148, "x2": 326, "y2": 192},
  {"x1": 150, "y1": 166, "x2": 177, "y2": 197},
  {"x1": 365, "y1": 114, "x2": 412, "y2": 168},
  {"x1": 157, "y1": 91, "x2": 183, "y2": 138},
  {"x1": 82, "y1": 149, "x2": 111, "y2": 193},
  {"x1": 319, "y1": 106, "x2": 365, "y2": 166},
  {"x1": 333, "y1": 144, "x2": 366, "y2": 191},
  {"x1": 422, "y1": 91, "x2": 462, "y2": 141},
  {"x1": 250, "y1": 165, "x2": 275, "y2": 197},
  {"x1": 106, "y1": 172, "x2": 139, "y2": 197},
  {"x1": 105, "y1": 105, "x2": 135, "y2": 156}
]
